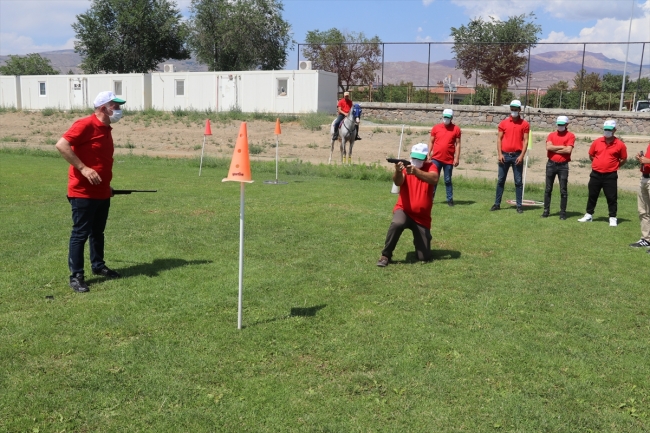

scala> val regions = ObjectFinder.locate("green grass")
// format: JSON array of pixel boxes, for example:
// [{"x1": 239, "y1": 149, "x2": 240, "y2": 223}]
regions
[
  {"x1": 299, "y1": 112, "x2": 331, "y2": 131},
  {"x1": 1, "y1": 148, "x2": 649, "y2": 432}
]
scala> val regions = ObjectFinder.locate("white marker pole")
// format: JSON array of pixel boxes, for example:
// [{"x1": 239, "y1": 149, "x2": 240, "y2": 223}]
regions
[
  {"x1": 238, "y1": 182, "x2": 245, "y2": 330},
  {"x1": 199, "y1": 135, "x2": 206, "y2": 176},
  {"x1": 391, "y1": 124, "x2": 405, "y2": 194}
]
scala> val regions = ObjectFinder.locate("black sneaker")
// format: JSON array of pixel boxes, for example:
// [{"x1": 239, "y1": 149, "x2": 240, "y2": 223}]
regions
[
  {"x1": 69, "y1": 273, "x2": 89, "y2": 293},
  {"x1": 629, "y1": 239, "x2": 650, "y2": 248},
  {"x1": 447, "y1": 200, "x2": 455, "y2": 207},
  {"x1": 355, "y1": 136, "x2": 362, "y2": 141},
  {"x1": 517, "y1": 206, "x2": 524, "y2": 214},
  {"x1": 559, "y1": 212, "x2": 567, "y2": 220},
  {"x1": 332, "y1": 133, "x2": 339, "y2": 141},
  {"x1": 92, "y1": 266, "x2": 121, "y2": 279},
  {"x1": 541, "y1": 210, "x2": 549, "y2": 218},
  {"x1": 490, "y1": 204, "x2": 500, "y2": 211}
]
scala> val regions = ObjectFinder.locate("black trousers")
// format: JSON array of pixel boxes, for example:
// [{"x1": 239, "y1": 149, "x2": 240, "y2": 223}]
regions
[
  {"x1": 68, "y1": 197, "x2": 111, "y2": 277},
  {"x1": 381, "y1": 209, "x2": 432, "y2": 261},
  {"x1": 586, "y1": 170, "x2": 618, "y2": 217},
  {"x1": 543, "y1": 160, "x2": 569, "y2": 212}
]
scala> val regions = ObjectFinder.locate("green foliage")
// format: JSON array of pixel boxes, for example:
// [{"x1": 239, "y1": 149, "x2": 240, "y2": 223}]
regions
[
  {"x1": 0, "y1": 53, "x2": 59, "y2": 75},
  {"x1": 299, "y1": 111, "x2": 331, "y2": 131},
  {"x1": 303, "y1": 29, "x2": 381, "y2": 94},
  {"x1": 369, "y1": 82, "x2": 444, "y2": 104},
  {"x1": 72, "y1": 0, "x2": 190, "y2": 73},
  {"x1": 460, "y1": 84, "x2": 514, "y2": 106},
  {"x1": 2, "y1": 150, "x2": 649, "y2": 432},
  {"x1": 451, "y1": 14, "x2": 541, "y2": 105},
  {"x1": 187, "y1": 0, "x2": 292, "y2": 71}
]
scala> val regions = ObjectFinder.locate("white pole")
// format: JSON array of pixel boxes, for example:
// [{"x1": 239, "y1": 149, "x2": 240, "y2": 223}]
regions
[
  {"x1": 237, "y1": 182, "x2": 245, "y2": 330},
  {"x1": 619, "y1": 0, "x2": 635, "y2": 111},
  {"x1": 199, "y1": 135, "x2": 206, "y2": 176},
  {"x1": 522, "y1": 154, "x2": 529, "y2": 203},
  {"x1": 391, "y1": 125, "x2": 405, "y2": 194},
  {"x1": 275, "y1": 135, "x2": 279, "y2": 182}
]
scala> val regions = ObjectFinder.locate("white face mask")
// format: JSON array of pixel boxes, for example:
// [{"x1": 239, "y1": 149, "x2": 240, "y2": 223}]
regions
[
  {"x1": 411, "y1": 159, "x2": 424, "y2": 169},
  {"x1": 557, "y1": 125, "x2": 566, "y2": 132},
  {"x1": 109, "y1": 108, "x2": 123, "y2": 123},
  {"x1": 511, "y1": 111, "x2": 520, "y2": 117},
  {"x1": 603, "y1": 130, "x2": 613, "y2": 138},
  {"x1": 443, "y1": 118, "x2": 451, "y2": 125}
]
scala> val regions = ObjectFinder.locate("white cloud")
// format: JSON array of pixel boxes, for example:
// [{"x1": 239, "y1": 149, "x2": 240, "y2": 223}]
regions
[
  {"x1": 422, "y1": 0, "x2": 435, "y2": 6},
  {"x1": 0, "y1": 33, "x2": 75, "y2": 56},
  {"x1": 416, "y1": 35, "x2": 433, "y2": 42},
  {"x1": 541, "y1": 0, "x2": 647, "y2": 22},
  {"x1": 449, "y1": 0, "x2": 543, "y2": 21},
  {"x1": 418, "y1": 27, "x2": 423, "y2": 32}
]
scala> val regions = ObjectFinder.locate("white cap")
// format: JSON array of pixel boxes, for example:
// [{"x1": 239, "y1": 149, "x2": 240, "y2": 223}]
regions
[
  {"x1": 93, "y1": 91, "x2": 126, "y2": 108},
  {"x1": 603, "y1": 119, "x2": 616, "y2": 130},
  {"x1": 442, "y1": 109, "x2": 453, "y2": 118},
  {"x1": 510, "y1": 100, "x2": 522, "y2": 108},
  {"x1": 556, "y1": 116, "x2": 569, "y2": 125},
  {"x1": 410, "y1": 143, "x2": 429, "y2": 160}
]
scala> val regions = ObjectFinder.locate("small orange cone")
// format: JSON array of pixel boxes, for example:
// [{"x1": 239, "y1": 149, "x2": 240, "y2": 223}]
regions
[
  {"x1": 204, "y1": 119, "x2": 212, "y2": 135},
  {"x1": 223, "y1": 122, "x2": 253, "y2": 183},
  {"x1": 274, "y1": 118, "x2": 281, "y2": 135}
]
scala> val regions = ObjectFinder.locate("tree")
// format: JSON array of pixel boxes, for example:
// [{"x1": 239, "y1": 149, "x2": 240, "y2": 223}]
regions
[
  {"x1": 460, "y1": 85, "x2": 513, "y2": 106},
  {"x1": 72, "y1": 0, "x2": 190, "y2": 73},
  {"x1": 302, "y1": 29, "x2": 381, "y2": 94},
  {"x1": 450, "y1": 14, "x2": 541, "y2": 105},
  {"x1": 0, "y1": 53, "x2": 59, "y2": 75},
  {"x1": 187, "y1": 0, "x2": 292, "y2": 71},
  {"x1": 572, "y1": 69, "x2": 601, "y2": 91}
]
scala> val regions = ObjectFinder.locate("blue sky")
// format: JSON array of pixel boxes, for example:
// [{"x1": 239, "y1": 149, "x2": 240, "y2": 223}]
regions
[{"x1": 1, "y1": 0, "x2": 649, "y2": 65}]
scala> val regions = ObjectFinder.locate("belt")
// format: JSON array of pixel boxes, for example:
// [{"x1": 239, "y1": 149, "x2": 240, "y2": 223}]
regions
[
  {"x1": 548, "y1": 160, "x2": 568, "y2": 165},
  {"x1": 502, "y1": 151, "x2": 521, "y2": 156},
  {"x1": 643, "y1": 173, "x2": 650, "y2": 179}
]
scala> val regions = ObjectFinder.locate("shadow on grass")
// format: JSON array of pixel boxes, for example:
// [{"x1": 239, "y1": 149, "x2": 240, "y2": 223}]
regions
[
  {"x1": 435, "y1": 200, "x2": 476, "y2": 206},
  {"x1": 245, "y1": 304, "x2": 327, "y2": 328},
  {"x1": 110, "y1": 258, "x2": 212, "y2": 279},
  {"x1": 392, "y1": 250, "x2": 461, "y2": 264}
]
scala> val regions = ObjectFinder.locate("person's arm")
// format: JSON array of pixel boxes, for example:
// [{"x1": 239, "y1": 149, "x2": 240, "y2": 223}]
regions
[
  {"x1": 393, "y1": 163, "x2": 405, "y2": 186},
  {"x1": 406, "y1": 164, "x2": 439, "y2": 186},
  {"x1": 497, "y1": 130, "x2": 504, "y2": 163},
  {"x1": 546, "y1": 142, "x2": 574, "y2": 155},
  {"x1": 428, "y1": 133, "x2": 435, "y2": 160},
  {"x1": 453, "y1": 136, "x2": 461, "y2": 167},
  {"x1": 516, "y1": 132, "x2": 528, "y2": 164},
  {"x1": 619, "y1": 146, "x2": 628, "y2": 165},
  {"x1": 635, "y1": 152, "x2": 650, "y2": 164},
  {"x1": 55, "y1": 137, "x2": 102, "y2": 185}
]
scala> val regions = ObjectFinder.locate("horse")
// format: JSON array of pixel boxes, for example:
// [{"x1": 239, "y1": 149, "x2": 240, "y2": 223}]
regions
[{"x1": 328, "y1": 109, "x2": 359, "y2": 165}]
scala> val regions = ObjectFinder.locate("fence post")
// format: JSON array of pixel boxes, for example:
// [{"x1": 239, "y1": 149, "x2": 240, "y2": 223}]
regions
[
  {"x1": 426, "y1": 43, "x2": 431, "y2": 104},
  {"x1": 524, "y1": 45, "x2": 531, "y2": 108}
]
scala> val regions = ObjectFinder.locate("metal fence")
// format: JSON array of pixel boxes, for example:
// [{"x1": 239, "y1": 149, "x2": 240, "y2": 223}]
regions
[{"x1": 297, "y1": 41, "x2": 650, "y2": 110}]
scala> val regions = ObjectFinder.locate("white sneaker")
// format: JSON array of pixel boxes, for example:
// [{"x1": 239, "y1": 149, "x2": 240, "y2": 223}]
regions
[
  {"x1": 577, "y1": 213, "x2": 593, "y2": 222},
  {"x1": 609, "y1": 217, "x2": 617, "y2": 227}
]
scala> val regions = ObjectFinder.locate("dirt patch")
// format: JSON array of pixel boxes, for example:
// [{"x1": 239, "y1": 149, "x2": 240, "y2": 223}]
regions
[{"x1": 1, "y1": 111, "x2": 648, "y2": 192}]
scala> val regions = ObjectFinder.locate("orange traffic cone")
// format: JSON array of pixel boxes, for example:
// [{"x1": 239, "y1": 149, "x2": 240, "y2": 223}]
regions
[
  {"x1": 274, "y1": 118, "x2": 281, "y2": 135},
  {"x1": 204, "y1": 119, "x2": 212, "y2": 135},
  {"x1": 223, "y1": 122, "x2": 253, "y2": 183}
]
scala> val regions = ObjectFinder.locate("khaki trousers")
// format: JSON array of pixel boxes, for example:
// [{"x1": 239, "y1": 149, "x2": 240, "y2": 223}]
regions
[{"x1": 638, "y1": 177, "x2": 650, "y2": 241}]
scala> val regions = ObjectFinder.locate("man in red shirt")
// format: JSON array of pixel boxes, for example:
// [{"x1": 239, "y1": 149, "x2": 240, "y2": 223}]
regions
[
  {"x1": 578, "y1": 120, "x2": 628, "y2": 227},
  {"x1": 429, "y1": 108, "x2": 461, "y2": 206},
  {"x1": 55, "y1": 91, "x2": 126, "y2": 292},
  {"x1": 491, "y1": 100, "x2": 529, "y2": 213},
  {"x1": 542, "y1": 115, "x2": 575, "y2": 220},
  {"x1": 332, "y1": 91, "x2": 353, "y2": 140},
  {"x1": 377, "y1": 143, "x2": 439, "y2": 267},
  {"x1": 629, "y1": 142, "x2": 650, "y2": 251}
]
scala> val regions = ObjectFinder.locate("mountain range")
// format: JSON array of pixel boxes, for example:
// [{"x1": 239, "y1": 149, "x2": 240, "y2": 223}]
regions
[{"x1": 1, "y1": 49, "x2": 648, "y2": 90}]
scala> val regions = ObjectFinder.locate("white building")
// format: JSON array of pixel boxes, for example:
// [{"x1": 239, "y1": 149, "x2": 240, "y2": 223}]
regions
[
  {"x1": 19, "y1": 74, "x2": 151, "y2": 111},
  {"x1": 0, "y1": 76, "x2": 21, "y2": 109},
  {"x1": 151, "y1": 69, "x2": 337, "y2": 114}
]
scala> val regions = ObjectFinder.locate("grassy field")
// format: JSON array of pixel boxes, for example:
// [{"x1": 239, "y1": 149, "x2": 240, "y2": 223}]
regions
[{"x1": 1, "y1": 149, "x2": 648, "y2": 432}]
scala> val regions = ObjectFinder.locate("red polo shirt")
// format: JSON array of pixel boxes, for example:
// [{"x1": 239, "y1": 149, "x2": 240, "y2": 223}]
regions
[
  {"x1": 546, "y1": 130, "x2": 576, "y2": 163},
  {"x1": 498, "y1": 117, "x2": 530, "y2": 153},
  {"x1": 394, "y1": 163, "x2": 439, "y2": 229},
  {"x1": 642, "y1": 143, "x2": 650, "y2": 175},
  {"x1": 430, "y1": 123, "x2": 461, "y2": 165},
  {"x1": 337, "y1": 98, "x2": 352, "y2": 115},
  {"x1": 62, "y1": 114, "x2": 114, "y2": 199},
  {"x1": 589, "y1": 136, "x2": 627, "y2": 174}
]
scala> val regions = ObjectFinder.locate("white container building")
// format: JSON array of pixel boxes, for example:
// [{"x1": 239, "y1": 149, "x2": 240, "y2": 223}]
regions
[
  {"x1": 151, "y1": 70, "x2": 337, "y2": 114},
  {"x1": 19, "y1": 74, "x2": 151, "y2": 111},
  {"x1": 0, "y1": 76, "x2": 21, "y2": 109}
]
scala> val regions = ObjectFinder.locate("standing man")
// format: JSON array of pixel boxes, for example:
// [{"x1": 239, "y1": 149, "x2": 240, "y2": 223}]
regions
[
  {"x1": 55, "y1": 91, "x2": 126, "y2": 292},
  {"x1": 491, "y1": 100, "x2": 529, "y2": 213},
  {"x1": 542, "y1": 115, "x2": 575, "y2": 220},
  {"x1": 332, "y1": 91, "x2": 353, "y2": 141},
  {"x1": 377, "y1": 143, "x2": 439, "y2": 267},
  {"x1": 578, "y1": 120, "x2": 627, "y2": 227},
  {"x1": 429, "y1": 108, "x2": 461, "y2": 206},
  {"x1": 629, "y1": 142, "x2": 650, "y2": 250}
]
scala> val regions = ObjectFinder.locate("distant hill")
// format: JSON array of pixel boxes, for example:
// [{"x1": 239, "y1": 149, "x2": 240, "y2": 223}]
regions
[{"x1": 1, "y1": 49, "x2": 647, "y2": 90}]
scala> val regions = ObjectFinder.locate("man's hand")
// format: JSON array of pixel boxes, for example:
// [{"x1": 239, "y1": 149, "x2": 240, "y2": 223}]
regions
[
  {"x1": 515, "y1": 155, "x2": 524, "y2": 165},
  {"x1": 81, "y1": 167, "x2": 102, "y2": 185},
  {"x1": 453, "y1": 158, "x2": 459, "y2": 167},
  {"x1": 498, "y1": 153, "x2": 505, "y2": 164},
  {"x1": 405, "y1": 165, "x2": 418, "y2": 175}
]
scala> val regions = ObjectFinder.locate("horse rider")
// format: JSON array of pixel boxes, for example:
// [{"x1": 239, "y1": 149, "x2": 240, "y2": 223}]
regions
[{"x1": 332, "y1": 91, "x2": 353, "y2": 141}]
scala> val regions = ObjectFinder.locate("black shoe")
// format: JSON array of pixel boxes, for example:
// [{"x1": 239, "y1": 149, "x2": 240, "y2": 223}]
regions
[
  {"x1": 517, "y1": 206, "x2": 524, "y2": 214},
  {"x1": 629, "y1": 239, "x2": 650, "y2": 248},
  {"x1": 559, "y1": 212, "x2": 567, "y2": 220},
  {"x1": 376, "y1": 256, "x2": 389, "y2": 267},
  {"x1": 447, "y1": 200, "x2": 454, "y2": 207},
  {"x1": 92, "y1": 266, "x2": 121, "y2": 279},
  {"x1": 541, "y1": 210, "x2": 549, "y2": 218},
  {"x1": 490, "y1": 204, "x2": 500, "y2": 211},
  {"x1": 355, "y1": 136, "x2": 362, "y2": 140},
  {"x1": 332, "y1": 133, "x2": 339, "y2": 141},
  {"x1": 69, "y1": 273, "x2": 89, "y2": 293}
]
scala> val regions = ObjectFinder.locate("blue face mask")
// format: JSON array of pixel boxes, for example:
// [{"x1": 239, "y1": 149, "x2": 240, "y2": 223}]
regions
[{"x1": 604, "y1": 130, "x2": 613, "y2": 138}]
